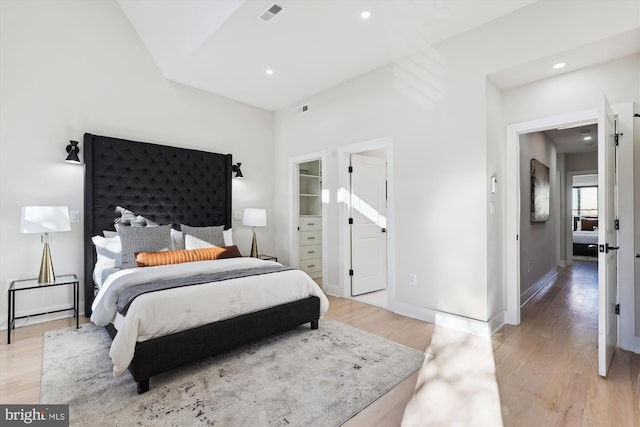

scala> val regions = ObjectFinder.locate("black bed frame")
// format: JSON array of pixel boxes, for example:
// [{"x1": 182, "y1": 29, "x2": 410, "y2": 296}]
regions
[
  {"x1": 83, "y1": 133, "x2": 320, "y2": 393},
  {"x1": 573, "y1": 243, "x2": 598, "y2": 257}
]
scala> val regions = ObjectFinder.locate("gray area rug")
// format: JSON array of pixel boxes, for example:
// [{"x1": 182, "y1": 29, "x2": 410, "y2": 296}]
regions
[{"x1": 41, "y1": 319, "x2": 426, "y2": 426}]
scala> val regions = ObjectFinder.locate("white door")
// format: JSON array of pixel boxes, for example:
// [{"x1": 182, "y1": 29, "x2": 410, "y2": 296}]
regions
[
  {"x1": 350, "y1": 154, "x2": 387, "y2": 296},
  {"x1": 598, "y1": 94, "x2": 618, "y2": 377}
]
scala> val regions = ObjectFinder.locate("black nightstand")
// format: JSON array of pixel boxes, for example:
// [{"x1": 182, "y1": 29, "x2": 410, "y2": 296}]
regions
[
  {"x1": 7, "y1": 274, "x2": 79, "y2": 344},
  {"x1": 259, "y1": 254, "x2": 278, "y2": 262}
]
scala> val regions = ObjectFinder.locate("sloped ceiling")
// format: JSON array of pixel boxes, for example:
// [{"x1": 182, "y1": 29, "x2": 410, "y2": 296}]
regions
[{"x1": 117, "y1": 0, "x2": 639, "y2": 111}]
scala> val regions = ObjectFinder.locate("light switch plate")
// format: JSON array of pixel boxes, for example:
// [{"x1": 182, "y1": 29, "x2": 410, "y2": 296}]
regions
[
  {"x1": 233, "y1": 211, "x2": 241, "y2": 220},
  {"x1": 70, "y1": 210, "x2": 80, "y2": 222}
]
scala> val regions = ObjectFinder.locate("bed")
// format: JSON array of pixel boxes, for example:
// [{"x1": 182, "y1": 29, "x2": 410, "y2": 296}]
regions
[
  {"x1": 83, "y1": 133, "x2": 328, "y2": 393},
  {"x1": 572, "y1": 217, "x2": 598, "y2": 257}
]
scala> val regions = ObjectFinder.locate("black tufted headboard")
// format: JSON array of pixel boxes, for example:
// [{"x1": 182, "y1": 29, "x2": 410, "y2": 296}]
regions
[{"x1": 83, "y1": 133, "x2": 232, "y2": 316}]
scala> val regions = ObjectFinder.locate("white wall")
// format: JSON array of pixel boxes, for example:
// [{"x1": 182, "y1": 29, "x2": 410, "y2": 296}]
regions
[
  {"x1": 519, "y1": 133, "x2": 557, "y2": 298},
  {"x1": 502, "y1": 55, "x2": 640, "y2": 124},
  {"x1": 486, "y1": 79, "x2": 505, "y2": 320},
  {"x1": 0, "y1": 0, "x2": 274, "y2": 328},
  {"x1": 274, "y1": 2, "x2": 639, "y2": 327},
  {"x1": 274, "y1": 58, "x2": 494, "y2": 321},
  {"x1": 566, "y1": 152, "x2": 598, "y2": 172}
]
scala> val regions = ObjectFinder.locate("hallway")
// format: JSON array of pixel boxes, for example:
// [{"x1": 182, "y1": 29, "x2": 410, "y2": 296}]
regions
[{"x1": 493, "y1": 261, "x2": 640, "y2": 425}]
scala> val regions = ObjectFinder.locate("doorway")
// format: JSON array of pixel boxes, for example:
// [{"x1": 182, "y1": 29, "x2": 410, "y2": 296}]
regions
[
  {"x1": 289, "y1": 151, "x2": 327, "y2": 287},
  {"x1": 506, "y1": 109, "x2": 602, "y2": 325},
  {"x1": 506, "y1": 98, "x2": 623, "y2": 377},
  {"x1": 338, "y1": 136, "x2": 395, "y2": 309}
]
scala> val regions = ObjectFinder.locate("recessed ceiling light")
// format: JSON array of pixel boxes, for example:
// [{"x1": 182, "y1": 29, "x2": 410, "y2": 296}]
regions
[
  {"x1": 583, "y1": 136, "x2": 592, "y2": 141},
  {"x1": 552, "y1": 62, "x2": 566, "y2": 69},
  {"x1": 360, "y1": 10, "x2": 372, "y2": 20},
  {"x1": 265, "y1": 69, "x2": 274, "y2": 76}
]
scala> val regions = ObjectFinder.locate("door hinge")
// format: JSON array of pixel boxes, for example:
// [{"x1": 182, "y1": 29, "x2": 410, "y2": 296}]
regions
[
  {"x1": 349, "y1": 269, "x2": 354, "y2": 276},
  {"x1": 348, "y1": 217, "x2": 353, "y2": 225},
  {"x1": 615, "y1": 304, "x2": 620, "y2": 315},
  {"x1": 614, "y1": 219, "x2": 619, "y2": 230},
  {"x1": 348, "y1": 166, "x2": 353, "y2": 173},
  {"x1": 615, "y1": 131, "x2": 622, "y2": 146}
]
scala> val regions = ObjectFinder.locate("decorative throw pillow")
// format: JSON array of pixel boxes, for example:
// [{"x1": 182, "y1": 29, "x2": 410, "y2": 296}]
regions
[
  {"x1": 114, "y1": 206, "x2": 157, "y2": 227},
  {"x1": 136, "y1": 245, "x2": 242, "y2": 267},
  {"x1": 581, "y1": 218, "x2": 598, "y2": 231},
  {"x1": 118, "y1": 224, "x2": 172, "y2": 268},
  {"x1": 181, "y1": 224, "x2": 225, "y2": 247}
]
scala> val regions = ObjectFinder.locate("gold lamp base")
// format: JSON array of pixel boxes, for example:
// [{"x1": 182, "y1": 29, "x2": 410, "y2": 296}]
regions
[
  {"x1": 38, "y1": 242, "x2": 55, "y2": 284},
  {"x1": 250, "y1": 230, "x2": 259, "y2": 258}
]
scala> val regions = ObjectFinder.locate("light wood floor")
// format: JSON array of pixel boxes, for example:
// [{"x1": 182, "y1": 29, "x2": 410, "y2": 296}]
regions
[
  {"x1": 1, "y1": 260, "x2": 638, "y2": 426},
  {"x1": 494, "y1": 261, "x2": 640, "y2": 426}
]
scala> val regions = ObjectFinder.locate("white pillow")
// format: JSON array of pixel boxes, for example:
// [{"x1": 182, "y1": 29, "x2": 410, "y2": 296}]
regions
[
  {"x1": 171, "y1": 229, "x2": 185, "y2": 250},
  {"x1": 184, "y1": 229, "x2": 232, "y2": 249},
  {"x1": 224, "y1": 228, "x2": 233, "y2": 246},
  {"x1": 103, "y1": 230, "x2": 118, "y2": 238},
  {"x1": 92, "y1": 235, "x2": 121, "y2": 268},
  {"x1": 185, "y1": 234, "x2": 213, "y2": 250}
]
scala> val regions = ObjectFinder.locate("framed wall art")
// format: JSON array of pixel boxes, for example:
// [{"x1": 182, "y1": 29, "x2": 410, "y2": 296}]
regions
[{"x1": 530, "y1": 158, "x2": 550, "y2": 222}]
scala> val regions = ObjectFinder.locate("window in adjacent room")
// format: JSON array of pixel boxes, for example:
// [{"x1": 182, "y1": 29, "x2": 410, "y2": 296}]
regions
[{"x1": 572, "y1": 185, "x2": 598, "y2": 230}]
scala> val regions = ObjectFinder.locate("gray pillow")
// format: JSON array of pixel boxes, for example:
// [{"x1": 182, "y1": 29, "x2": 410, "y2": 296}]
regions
[
  {"x1": 180, "y1": 224, "x2": 225, "y2": 247},
  {"x1": 118, "y1": 224, "x2": 172, "y2": 268}
]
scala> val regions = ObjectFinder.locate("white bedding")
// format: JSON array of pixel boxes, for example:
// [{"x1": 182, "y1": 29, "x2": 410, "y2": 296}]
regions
[
  {"x1": 91, "y1": 257, "x2": 329, "y2": 377},
  {"x1": 573, "y1": 230, "x2": 598, "y2": 245}
]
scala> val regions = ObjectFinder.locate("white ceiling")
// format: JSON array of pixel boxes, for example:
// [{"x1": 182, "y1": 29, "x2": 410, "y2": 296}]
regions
[
  {"x1": 117, "y1": 0, "x2": 639, "y2": 111},
  {"x1": 544, "y1": 123, "x2": 598, "y2": 154}
]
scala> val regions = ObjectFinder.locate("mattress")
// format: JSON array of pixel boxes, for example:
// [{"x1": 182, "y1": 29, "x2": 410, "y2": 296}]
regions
[{"x1": 573, "y1": 230, "x2": 598, "y2": 245}]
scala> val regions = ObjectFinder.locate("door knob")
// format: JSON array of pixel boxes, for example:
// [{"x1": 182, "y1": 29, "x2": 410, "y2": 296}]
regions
[
  {"x1": 599, "y1": 243, "x2": 620, "y2": 253},
  {"x1": 381, "y1": 228, "x2": 387, "y2": 233}
]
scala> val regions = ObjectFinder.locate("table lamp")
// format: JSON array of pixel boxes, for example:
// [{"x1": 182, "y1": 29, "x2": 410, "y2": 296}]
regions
[
  {"x1": 242, "y1": 208, "x2": 266, "y2": 258},
  {"x1": 20, "y1": 206, "x2": 71, "y2": 283}
]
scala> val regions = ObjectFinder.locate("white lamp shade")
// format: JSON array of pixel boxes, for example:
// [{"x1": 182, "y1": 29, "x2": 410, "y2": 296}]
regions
[
  {"x1": 20, "y1": 206, "x2": 71, "y2": 234},
  {"x1": 242, "y1": 208, "x2": 267, "y2": 227}
]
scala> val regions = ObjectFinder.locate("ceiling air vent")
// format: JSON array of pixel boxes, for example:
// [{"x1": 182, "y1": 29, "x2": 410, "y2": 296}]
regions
[
  {"x1": 297, "y1": 104, "x2": 309, "y2": 115},
  {"x1": 260, "y1": 4, "x2": 284, "y2": 21}
]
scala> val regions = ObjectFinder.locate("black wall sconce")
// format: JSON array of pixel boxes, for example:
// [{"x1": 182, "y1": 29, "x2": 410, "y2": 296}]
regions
[
  {"x1": 65, "y1": 140, "x2": 80, "y2": 164},
  {"x1": 232, "y1": 163, "x2": 243, "y2": 178}
]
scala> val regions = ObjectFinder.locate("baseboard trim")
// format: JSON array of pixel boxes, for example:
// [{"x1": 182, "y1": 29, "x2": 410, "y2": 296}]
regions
[
  {"x1": 521, "y1": 267, "x2": 558, "y2": 308},
  {"x1": 322, "y1": 283, "x2": 341, "y2": 297},
  {"x1": 392, "y1": 301, "x2": 436, "y2": 324},
  {"x1": 393, "y1": 302, "x2": 504, "y2": 337}
]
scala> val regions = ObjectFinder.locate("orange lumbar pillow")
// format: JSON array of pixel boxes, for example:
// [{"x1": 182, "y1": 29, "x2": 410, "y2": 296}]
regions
[{"x1": 136, "y1": 245, "x2": 242, "y2": 267}]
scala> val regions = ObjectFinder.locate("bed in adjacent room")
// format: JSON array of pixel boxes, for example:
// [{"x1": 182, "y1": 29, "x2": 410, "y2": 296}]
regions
[
  {"x1": 572, "y1": 217, "x2": 598, "y2": 257},
  {"x1": 83, "y1": 133, "x2": 328, "y2": 393}
]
